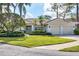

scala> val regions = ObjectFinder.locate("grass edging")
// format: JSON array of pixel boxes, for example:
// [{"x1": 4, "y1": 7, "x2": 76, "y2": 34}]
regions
[
  {"x1": 0, "y1": 35, "x2": 76, "y2": 48},
  {"x1": 60, "y1": 45, "x2": 79, "y2": 52}
]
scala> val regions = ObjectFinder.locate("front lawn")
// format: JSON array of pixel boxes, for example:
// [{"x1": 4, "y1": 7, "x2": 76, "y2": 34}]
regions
[
  {"x1": 0, "y1": 35, "x2": 75, "y2": 47},
  {"x1": 60, "y1": 46, "x2": 79, "y2": 52}
]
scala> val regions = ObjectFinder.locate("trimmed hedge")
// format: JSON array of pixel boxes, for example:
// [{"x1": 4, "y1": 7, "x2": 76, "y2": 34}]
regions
[
  {"x1": 0, "y1": 31, "x2": 25, "y2": 37},
  {"x1": 74, "y1": 28, "x2": 79, "y2": 35},
  {"x1": 30, "y1": 30, "x2": 52, "y2": 35}
]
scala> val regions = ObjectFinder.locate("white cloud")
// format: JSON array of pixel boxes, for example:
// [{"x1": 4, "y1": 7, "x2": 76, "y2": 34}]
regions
[
  {"x1": 43, "y1": 3, "x2": 52, "y2": 15},
  {"x1": 43, "y1": 3, "x2": 56, "y2": 19},
  {"x1": 43, "y1": 3, "x2": 51, "y2": 12}
]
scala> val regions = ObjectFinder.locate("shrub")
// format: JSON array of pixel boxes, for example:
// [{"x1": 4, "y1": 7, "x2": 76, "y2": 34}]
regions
[
  {"x1": 32, "y1": 30, "x2": 46, "y2": 33},
  {"x1": 0, "y1": 31, "x2": 25, "y2": 37},
  {"x1": 30, "y1": 30, "x2": 52, "y2": 35},
  {"x1": 46, "y1": 33, "x2": 52, "y2": 35},
  {"x1": 30, "y1": 30, "x2": 46, "y2": 35},
  {"x1": 74, "y1": 28, "x2": 79, "y2": 35}
]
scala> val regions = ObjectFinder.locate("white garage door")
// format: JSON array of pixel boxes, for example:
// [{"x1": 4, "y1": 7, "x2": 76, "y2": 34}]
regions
[
  {"x1": 51, "y1": 26, "x2": 60, "y2": 35},
  {"x1": 51, "y1": 26, "x2": 74, "y2": 35},
  {"x1": 63, "y1": 26, "x2": 74, "y2": 34}
]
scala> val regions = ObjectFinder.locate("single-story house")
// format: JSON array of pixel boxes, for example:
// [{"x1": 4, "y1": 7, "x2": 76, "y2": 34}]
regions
[
  {"x1": 46, "y1": 18, "x2": 77, "y2": 35},
  {"x1": 24, "y1": 18, "x2": 47, "y2": 32}
]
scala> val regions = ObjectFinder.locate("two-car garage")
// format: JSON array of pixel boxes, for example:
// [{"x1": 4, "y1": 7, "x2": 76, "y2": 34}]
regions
[{"x1": 46, "y1": 18, "x2": 76, "y2": 35}]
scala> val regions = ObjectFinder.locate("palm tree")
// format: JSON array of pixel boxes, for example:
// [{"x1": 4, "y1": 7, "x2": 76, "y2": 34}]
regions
[
  {"x1": 76, "y1": 3, "x2": 79, "y2": 28},
  {"x1": 11, "y1": 3, "x2": 18, "y2": 13},
  {"x1": 18, "y1": 3, "x2": 31, "y2": 18},
  {"x1": 0, "y1": 3, "x2": 3, "y2": 14},
  {"x1": 17, "y1": 3, "x2": 31, "y2": 31},
  {"x1": 38, "y1": 15, "x2": 44, "y2": 26}
]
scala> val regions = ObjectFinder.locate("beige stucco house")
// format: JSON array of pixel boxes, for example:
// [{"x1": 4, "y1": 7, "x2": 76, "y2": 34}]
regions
[
  {"x1": 24, "y1": 18, "x2": 47, "y2": 32},
  {"x1": 46, "y1": 18, "x2": 76, "y2": 35}
]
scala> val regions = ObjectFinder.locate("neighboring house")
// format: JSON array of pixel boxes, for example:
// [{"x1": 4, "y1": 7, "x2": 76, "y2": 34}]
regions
[
  {"x1": 25, "y1": 18, "x2": 48, "y2": 32},
  {"x1": 24, "y1": 18, "x2": 34, "y2": 32},
  {"x1": 46, "y1": 18, "x2": 76, "y2": 35}
]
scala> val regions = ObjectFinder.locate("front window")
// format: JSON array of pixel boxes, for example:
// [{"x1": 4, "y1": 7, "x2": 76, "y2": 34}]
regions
[{"x1": 49, "y1": 26, "x2": 50, "y2": 28}]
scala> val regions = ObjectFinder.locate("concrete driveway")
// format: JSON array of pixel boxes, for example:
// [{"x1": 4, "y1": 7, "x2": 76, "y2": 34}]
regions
[
  {"x1": 1, "y1": 44, "x2": 79, "y2": 56},
  {"x1": 0, "y1": 35, "x2": 79, "y2": 56},
  {"x1": 58, "y1": 35, "x2": 79, "y2": 40}
]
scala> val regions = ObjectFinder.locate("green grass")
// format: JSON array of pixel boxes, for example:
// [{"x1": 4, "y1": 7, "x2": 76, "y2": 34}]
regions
[
  {"x1": 0, "y1": 35, "x2": 75, "y2": 48},
  {"x1": 60, "y1": 46, "x2": 79, "y2": 52}
]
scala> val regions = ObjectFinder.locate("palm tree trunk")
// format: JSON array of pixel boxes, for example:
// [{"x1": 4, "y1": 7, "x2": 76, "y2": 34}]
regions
[
  {"x1": 20, "y1": 10, "x2": 22, "y2": 31},
  {"x1": 76, "y1": 3, "x2": 79, "y2": 28},
  {"x1": 12, "y1": 7, "x2": 16, "y2": 32},
  {"x1": 57, "y1": 5, "x2": 59, "y2": 18}
]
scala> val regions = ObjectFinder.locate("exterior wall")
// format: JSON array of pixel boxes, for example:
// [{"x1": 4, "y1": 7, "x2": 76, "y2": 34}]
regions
[
  {"x1": 25, "y1": 26, "x2": 32, "y2": 33},
  {"x1": 25, "y1": 25, "x2": 46, "y2": 32},
  {"x1": 32, "y1": 25, "x2": 35, "y2": 31},
  {"x1": 46, "y1": 19, "x2": 76, "y2": 35},
  {"x1": 34, "y1": 25, "x2": 46, "y2": 31},
  {"x1": 46, "y1": 25, "x2": 51, "y2": 33}
]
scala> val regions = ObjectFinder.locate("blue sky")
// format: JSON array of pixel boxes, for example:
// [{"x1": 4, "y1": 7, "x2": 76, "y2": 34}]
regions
[
  {"x1": 10, "y1": 3, "x2": 44, "y2": 18},
  {"x1": 10, "y1": 3, "x2": 76, "y2": 19},
  {"x1": 26, "y1": 3, "x2": 44, "y2": 18}
]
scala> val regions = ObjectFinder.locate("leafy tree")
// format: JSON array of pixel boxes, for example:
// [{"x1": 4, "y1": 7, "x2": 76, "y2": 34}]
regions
[
  {"x1": 50, "y1": 3, "x2": 63, "y2": 18},
  {"x1": 49, "y1": 3, "x2": 75, "y2": 20},
  {"x1": 62, "y1": 3, "x2": 79, "y2": 27},
  {"x1": 38, "y1": 15, "x2": 45, "y2": 26},
  {"x1": 0, "y1": 3, "x2": 31, "y2": 33},
  {"x1": 33, "y1": 18, "x2": 38, "y2": 26},
  {"x1": 0, "y1": 13, "x2": 26, "y2": 32},
  {"x1": 43, "y1": 15, "x2": 52, "y2": 20}
]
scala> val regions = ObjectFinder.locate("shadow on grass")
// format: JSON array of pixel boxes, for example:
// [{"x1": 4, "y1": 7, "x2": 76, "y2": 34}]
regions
[
  {"x1": 0, "y1": 37, "x2": 27, "y2": 43},
  {"x1": 0, "y1": 42, "x2": 7, "y2": 45}
]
